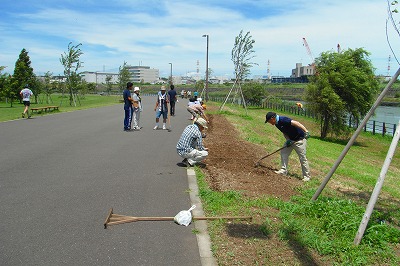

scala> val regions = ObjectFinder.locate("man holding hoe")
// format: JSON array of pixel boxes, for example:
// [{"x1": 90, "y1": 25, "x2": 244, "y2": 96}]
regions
[{"x1": 265, "y1": 111, "x2": 311, "y2": 182}]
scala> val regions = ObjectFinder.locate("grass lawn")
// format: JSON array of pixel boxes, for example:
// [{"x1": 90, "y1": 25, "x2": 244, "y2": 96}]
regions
[
  {"x1": 0, "y1": 94, "x2": 121, "y2": 122},
  {"x1": 198, "y1": 102, "x2": 400, "y2": 265}
]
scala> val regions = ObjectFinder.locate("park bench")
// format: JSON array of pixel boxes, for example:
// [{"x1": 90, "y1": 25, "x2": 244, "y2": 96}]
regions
[{"x1": 30, "y1": 106, "x2": 59, "y2": 115}]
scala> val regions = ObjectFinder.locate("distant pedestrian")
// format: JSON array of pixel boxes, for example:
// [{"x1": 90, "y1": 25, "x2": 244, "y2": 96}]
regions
[
  {"x1": 20, "y1": 84, "x2": 33, "y2": 118},
  {"x1": 176, "y1": 118, "x2": 209, "y2": 166},
  {"x1": 132, "y1": 87, "x2": 142, "y2": 130},
  {"x1": 265, "y1": 111, "x2": 311, "y2": 181},
  {"x1": 123, "y1": 82, "x2": 134, "y2": 131},
  {"x1": 154, "y1": 85, "x2": 169, "y2": 130},
  {"x1": 168, "y1": 84, "x2": 177, "y2": 116}
]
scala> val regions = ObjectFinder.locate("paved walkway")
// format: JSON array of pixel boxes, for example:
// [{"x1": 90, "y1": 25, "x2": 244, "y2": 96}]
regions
[{"x1": 0, "y1": 96, "x2": 216, "y2": 265}]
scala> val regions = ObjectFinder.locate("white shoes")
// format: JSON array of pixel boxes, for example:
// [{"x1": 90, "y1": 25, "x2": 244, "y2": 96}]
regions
[
  {"x1": 302, "y1": 177, "x2": 310, "y2": 182},
  {"x1": 162, "y1": 125, "x2": 166, "y2": 130},
  {"x1": 153, "y1": 125, "x2": 159, "y2": 130},
  {"x1": 274, "y1": 169, "x2": 287, "y2": 175}
]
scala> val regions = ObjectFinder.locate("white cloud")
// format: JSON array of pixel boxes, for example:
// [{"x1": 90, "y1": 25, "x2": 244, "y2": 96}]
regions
[{"x1": 0, "y1": 0, "x2": 397, "y2": 78}]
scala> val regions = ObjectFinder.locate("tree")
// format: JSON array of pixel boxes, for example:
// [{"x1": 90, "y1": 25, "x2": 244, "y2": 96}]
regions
[
  {"x1": 43, "y1": 71, "x2": 54, "y2": 104},
  {"x1": 105, "y1": 74, "x2": 113, "y2": 95},
  {"x1": 242, "y1": 82, "x2": 266, "y2": 106},
  {"x1": 221, "y1": 30, "x2": 257, "y2": 112},
  {"x1": 9, "y1": 49, "x2": 36, "y2": 107},
  {"x1": 118, "y1": 61, "x2": 131, "y2": 95},
  {"x1": 231, "y1": 30, "x2": 257, "y2": 82},
  {"x1": 60, "y1": 42, "x2": 84, "y2": 106},
  {"x1": 0, "y1": 67, "x2": 11, "y2": 102},
  {"x1": 305, "y1": 48, "x2": 379, "y2": 138}
]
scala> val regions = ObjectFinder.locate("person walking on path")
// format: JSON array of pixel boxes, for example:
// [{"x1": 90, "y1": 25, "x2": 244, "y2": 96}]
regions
[
  {"x1": 20, "y1": 84, "x2": 33, "y2": 118},
  {"x1": 176, "y1": 118, "x2": 209, "y2": 167},
  {"x1": 168, "y1": 84, "x2": 177, "y2": 116},
  {"x1": 132, "y1": 87, "x2": 142, "y2": 130},
  {"x1": 154, "y1": 86, "x2": 169, "y2": 130},
  {"x1": 265, "y1": 111, "x2": 311, "y2": 181},
  {"x1": 123, "y1": 82, "x2": 134, "y2": 131}
]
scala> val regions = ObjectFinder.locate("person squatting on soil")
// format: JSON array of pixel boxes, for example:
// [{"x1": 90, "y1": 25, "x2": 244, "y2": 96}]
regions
[
  {"x1": 20, "y1": 84, "x2": 33, "y2": 118},
  {"x1": 187, "y1": 98, "x2": 209, "y2": 122},
  {"x1": 265, "y1": 111, "x2": 311, "y2": 182},
  {"x1": 176, "y1": 118, "x2": 209, "y2": 167},
  {"x1": 154, "y1": 86, "x2": 169, "y2": 130},
  {"x1": 132, "y1": 87, "x2": 142, "y2": 131},
  {"x1": 123, "y1": 82, "x2": 134, "y2": 131}
]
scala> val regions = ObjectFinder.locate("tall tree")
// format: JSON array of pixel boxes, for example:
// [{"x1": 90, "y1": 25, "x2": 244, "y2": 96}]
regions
[
  {"x1": 118, "y1": 61, "x2": 131, "y2": 95},
  {"x1": 10, "y1": 49, "x2": 35, "y2": 107},
  {"x1": 231, "y1": 30, "x2": 257, "y2": 82},
  {"x1": 105, "y1": 74, "x2": 113, "y2": 95},
  {"x1": 305, "y1": 48, "x2": 379, "y2": 138},
  {"x1": 60, "y1": 42, "x2": 84, "y2": 106}
]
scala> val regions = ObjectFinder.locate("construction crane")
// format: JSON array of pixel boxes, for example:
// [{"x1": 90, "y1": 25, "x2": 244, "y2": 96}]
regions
[{"x1": 302, "y1": 37, "x2": 314, "y2": 65}]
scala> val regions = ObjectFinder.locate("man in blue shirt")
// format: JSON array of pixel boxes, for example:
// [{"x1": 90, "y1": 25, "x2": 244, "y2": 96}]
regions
[
  {"x1": 123, "y1": 82, "x2": 133, "y2": 131},
  {"x1": 168, "y1": 84, "x2": 177, "y2": 116},
  {"x1": 265, "y1": 112, "x2": 311, "y2": 181},
  {"x1": 176, "y1": 118, "x2": 209, "y2": 166}
]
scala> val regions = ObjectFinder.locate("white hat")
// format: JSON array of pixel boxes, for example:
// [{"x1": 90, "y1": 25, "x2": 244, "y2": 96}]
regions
[
  {"x1": 134, "y1": 87, "x2": 140, "y2": 92},
  {"x1": 161, "y1": 86, "x2": 166, "y2": 90},
  {"x1": 194, "y1": 118, "x2": 208, "y2": 129},
  {"x1": 197, "y1": 97, "x2": 202, "y2": 102}
]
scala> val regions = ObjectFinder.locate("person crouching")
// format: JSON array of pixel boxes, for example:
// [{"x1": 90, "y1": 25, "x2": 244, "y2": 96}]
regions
[{"x1": 176, "y1": 118, "x2": 209, "y2": 167}]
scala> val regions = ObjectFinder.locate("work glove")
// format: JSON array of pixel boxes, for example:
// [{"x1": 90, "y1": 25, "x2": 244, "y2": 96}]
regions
[
  {"x1": 285, "y1": 140, "x2": 293, "y2": 147},
  {"x1": 305, "y1": 132, "x2": 310, "y2": 139}
]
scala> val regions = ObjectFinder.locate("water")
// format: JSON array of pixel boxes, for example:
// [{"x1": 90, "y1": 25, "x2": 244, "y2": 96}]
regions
[{"x1": 372, "y1": 106, "x2": 400, "y2": 125}]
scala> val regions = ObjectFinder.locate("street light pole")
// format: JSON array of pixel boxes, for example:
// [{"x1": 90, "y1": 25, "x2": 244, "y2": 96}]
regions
[
  {"x1": 202, "y1": 34, "x2": 209, "y2": 102},
  {"x1": 169, "y1": 63, "x2": 173, "y2": 85}
]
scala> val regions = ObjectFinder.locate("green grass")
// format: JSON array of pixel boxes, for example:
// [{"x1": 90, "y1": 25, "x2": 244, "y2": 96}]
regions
[
  {"x1": 197, "y1": 102, "x2": 400, "y2": 265},
  {"x1": 0, "y1": 93, "x2": 121, "y2": 122}
]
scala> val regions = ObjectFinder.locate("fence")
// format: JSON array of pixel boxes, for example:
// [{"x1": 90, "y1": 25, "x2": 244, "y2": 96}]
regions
[{"x1": 209, "y1": 97, "x2": 398, "y2": 137}]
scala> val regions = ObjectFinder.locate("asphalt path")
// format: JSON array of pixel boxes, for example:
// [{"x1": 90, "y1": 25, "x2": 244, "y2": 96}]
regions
[{"x1": 0, "y1": 95, "x2": 203, "y2": 265}]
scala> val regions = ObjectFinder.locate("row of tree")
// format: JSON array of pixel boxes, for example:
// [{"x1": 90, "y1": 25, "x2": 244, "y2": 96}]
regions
[{"x1": 0, "y1": 43, "x2": 133, "y2": 107}]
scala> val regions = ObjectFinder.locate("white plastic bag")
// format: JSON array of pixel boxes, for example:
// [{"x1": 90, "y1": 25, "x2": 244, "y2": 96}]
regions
[{"x1": 174, "y1": 205, "x2": 196, "y2": 226}]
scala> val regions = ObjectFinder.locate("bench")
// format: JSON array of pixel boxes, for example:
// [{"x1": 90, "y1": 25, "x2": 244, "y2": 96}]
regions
[{"x1": 30, "y1": 106, "x2": 59, "y2": 115}]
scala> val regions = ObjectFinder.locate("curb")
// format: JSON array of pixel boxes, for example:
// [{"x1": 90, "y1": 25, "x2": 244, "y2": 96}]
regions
[{"x1": 187, "y1": 168, "x2": 217, "y2": 266}]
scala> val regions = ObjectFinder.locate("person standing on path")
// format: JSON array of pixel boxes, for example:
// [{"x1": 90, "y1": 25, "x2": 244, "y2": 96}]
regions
[
  {"x1": 20, "y1": 84, "x2": 33, "y2": 118},
  {"x1": 132, "y1": 87, "x2": 142, "y2": 130},
  {"x1": 265, "y1": 111, "x2": 311, "y2": 181},
  {"x1": 123, "y1": 82, "x2": 134, "y2": 131},
  {"x1": 168, "y1": 84, "x2": 177, "y2": 116},
  {"x1": 154, "y1": 86, "x2": 169, "y2": 130},
  {"x1": 176, "y1": 118, "x2": 209, "y2": 167}
]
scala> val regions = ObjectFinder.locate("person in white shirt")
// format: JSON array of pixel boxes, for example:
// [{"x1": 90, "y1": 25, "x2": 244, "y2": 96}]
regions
[
  {"x1": 132, "y1": 87, "x2": 142, "y2": 130},
  {"x1": 20, "y1": 84, "x2": 33, "y2": 118}
]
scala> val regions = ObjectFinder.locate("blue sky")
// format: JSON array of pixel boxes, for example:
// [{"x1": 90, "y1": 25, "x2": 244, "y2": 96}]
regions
[{"x1": 1, "y1": 0, "x2": 398, "y2": 78}]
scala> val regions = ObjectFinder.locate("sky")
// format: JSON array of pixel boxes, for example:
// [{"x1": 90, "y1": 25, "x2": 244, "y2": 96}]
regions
[{"x1": 1, "y1": 0, "x2": 399, "y2": 79}]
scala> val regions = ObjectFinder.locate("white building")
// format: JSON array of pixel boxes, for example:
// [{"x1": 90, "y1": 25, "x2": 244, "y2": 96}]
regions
[
  {"x1": 127, "y1": 66, "x2": 159, "y2": 84},
  {"x1": 291, "y1": 63, "x2": 315, "y2": 78},
  {"x1": 81, "y1": 71, "x2": 119, "y2": 84}
]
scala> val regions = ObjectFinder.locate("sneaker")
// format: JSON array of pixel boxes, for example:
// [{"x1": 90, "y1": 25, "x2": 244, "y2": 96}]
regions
[
  {"x1": 274, "y1": 169, "x2": 287, "y2": 175},
  {"x1": 22, "y1": 113, "x2": 25, "y2": 118},
  {"x1": 302, "y1": 177, "x2": 310, "y2": 182},
  {"x1": 162, "y1": 125, "x2": 166, "y2": 130},
  {"x1": 153, "y1": 125, "x2": 159, "y2": 130}
]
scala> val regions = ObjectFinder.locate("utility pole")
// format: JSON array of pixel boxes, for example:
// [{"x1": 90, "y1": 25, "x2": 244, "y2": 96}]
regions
[{"x1": 202, "y1": 34, "x2": 209, "y2": 102}]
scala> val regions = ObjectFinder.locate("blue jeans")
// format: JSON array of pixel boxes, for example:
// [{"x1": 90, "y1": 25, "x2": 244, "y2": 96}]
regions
[{"x1": 124, "y1": 107, "x2": 133, "y2": 129}]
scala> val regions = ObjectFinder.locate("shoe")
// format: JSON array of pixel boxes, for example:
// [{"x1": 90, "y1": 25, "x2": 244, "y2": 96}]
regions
[
  {"x1": 274, "y1": 169, "x2": 287, "y2": 175},
  {"x1": 162, "y1": 125, "x2": 166, "y2": 130},
  {"x1": 302, "y1": 177, "x2": 310, "y2": 182},
  {"x1": 153, "y1": 125, "x2": 159, "y2": 130},
  {"x1": 22, "y1": 113, "x2": 25, "y2": 118}
]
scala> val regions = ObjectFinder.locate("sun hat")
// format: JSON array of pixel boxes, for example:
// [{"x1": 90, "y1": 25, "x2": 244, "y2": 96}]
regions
[
  {"x1": 161, "y1": 86, "x2": 166, "y2": 90},
  {"x1": 134, "y1": 87, "x2": 140, "y2": 92},
  {"x1": 195, "y1": 118, "x2": 208, "y2": 129}
]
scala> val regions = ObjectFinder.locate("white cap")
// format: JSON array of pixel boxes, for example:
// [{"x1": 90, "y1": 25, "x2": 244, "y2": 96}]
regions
[
  {"x1": 194, "y1": 118, "x2": 208, "y2": 129},
  {"x1": 134, "y1": 87, "x2": 140, "y2": 92}
]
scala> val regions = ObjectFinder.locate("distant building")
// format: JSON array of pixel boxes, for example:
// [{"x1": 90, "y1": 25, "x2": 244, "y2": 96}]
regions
[
  {"x1": 291, "y1": 63, "x2": 315, "y2": 78},
  {"x1": 81, "y1": 71, "x2": 119, "y2": 84},
  {"x1": 126, "y1": 66, "x2": 159, "y2": 84}
]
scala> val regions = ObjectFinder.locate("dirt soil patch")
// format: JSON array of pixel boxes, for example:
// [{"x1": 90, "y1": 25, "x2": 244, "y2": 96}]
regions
[{"x1": 201, "y1": 113, "x2": 329, "y2": 265}]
